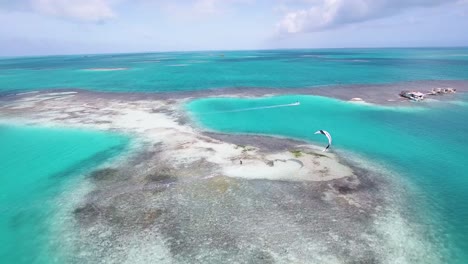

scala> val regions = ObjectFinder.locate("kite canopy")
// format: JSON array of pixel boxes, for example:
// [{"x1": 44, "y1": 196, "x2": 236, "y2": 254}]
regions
[{"x1": 314, "y1": 130, "x2": 332, "y2": 152}]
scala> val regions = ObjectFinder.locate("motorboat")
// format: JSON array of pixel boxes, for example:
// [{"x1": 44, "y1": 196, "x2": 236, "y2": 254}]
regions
[{"x1": 400, "y1": 91, "x2": 425, "y2": 101}]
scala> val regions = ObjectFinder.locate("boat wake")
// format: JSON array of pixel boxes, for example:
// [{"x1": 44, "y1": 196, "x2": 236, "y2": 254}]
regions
[{"x1": 203, "y1": 102, "x2": 300, "y2": 114}]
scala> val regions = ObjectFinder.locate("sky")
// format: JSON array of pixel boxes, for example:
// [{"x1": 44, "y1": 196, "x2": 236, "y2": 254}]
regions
[{"x1": 1, "y1": 0, "x2": 468, "y2": 56}]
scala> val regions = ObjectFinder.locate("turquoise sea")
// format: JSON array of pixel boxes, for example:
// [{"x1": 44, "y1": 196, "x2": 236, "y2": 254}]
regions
[
  {"x1": 187, "y1": 94, "x2": 468, "y2": 263},
  {"x1": 1, "y1": 48, "x2": 468, "y2": 263},
  {"x1": 0, "y1": 125, "x2": 128, "y2": 263},
  {"x1": 1, "y1": 48, "x2": 468, "y2": 93}
]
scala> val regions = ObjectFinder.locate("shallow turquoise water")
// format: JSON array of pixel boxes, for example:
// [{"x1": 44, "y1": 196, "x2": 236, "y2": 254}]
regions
[
  {"x1": 1, "y1": 48, "x2": 468, "y2": 262},
  {"x1": 0, "y1": 125, "x2": 128, "y2": 263},
  {"x1": 187, "y1": 95, "x2": 468, "y2": 263},
  {"x1": 1, "y1": 48, "x2": 468, "y2": 93}
]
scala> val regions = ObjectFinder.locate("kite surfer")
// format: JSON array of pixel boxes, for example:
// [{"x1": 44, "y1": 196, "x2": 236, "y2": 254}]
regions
[{"x1": 314, "y1": 130, "x2": 332, "y2": 152}]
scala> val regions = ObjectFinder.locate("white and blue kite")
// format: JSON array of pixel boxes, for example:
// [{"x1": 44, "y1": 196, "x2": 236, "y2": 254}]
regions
[{"x1": 314, "y1": 130, "x2": 332, "y2": 152}]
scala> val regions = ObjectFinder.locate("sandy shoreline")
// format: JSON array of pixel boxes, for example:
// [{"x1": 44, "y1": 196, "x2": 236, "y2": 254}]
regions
[{"x1": 0, "y1": 85, "x2": 449, "y2": 263}]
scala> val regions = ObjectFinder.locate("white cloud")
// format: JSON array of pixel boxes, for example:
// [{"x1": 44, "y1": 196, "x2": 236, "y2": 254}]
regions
[
  {"x1": 0, "y1": 0, "x2": 255, "y2": 22},
  {"x1": 0, "y1": 0, "x2": 117, "y2": 22},
  {"x1": 276, "y1": 0, "x2": 459, "y2": 34},
  {"x1": 159, "y1": 0, "x2": 253, "y2": 19},
  {"x1": 30, "y1": 0, "x2": 115, "y2": 22}
]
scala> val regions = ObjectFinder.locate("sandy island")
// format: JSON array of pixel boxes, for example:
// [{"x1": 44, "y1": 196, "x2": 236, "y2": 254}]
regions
[{"x1": 0, "y1": 84, "x2": 450, "y2": 264}]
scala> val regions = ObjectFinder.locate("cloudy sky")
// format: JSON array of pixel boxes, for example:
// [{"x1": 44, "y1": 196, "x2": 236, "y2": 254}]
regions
[{"x1": 1, "y1": 0, "x2": 468, "y2": 56}]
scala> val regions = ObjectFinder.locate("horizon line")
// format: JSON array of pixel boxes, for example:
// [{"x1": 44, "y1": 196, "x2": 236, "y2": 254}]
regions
[{"x1": 2, "y1": 45, "x2": 468, "y2": 59}]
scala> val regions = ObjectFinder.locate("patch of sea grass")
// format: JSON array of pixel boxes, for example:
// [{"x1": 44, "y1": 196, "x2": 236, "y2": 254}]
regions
[
  {"x1": 89, "y1": 168, "x2": 119, "y2": 182},
  {"x1": 206, "y1": 176, "x2": 238, "y2": 194},
  {"x1": 235, "y1": 144, "x2": 256, "y2": 153},
  {"x1": 145, "y1": 168, "x2": 177, "y2": 184},
  {"x1": 74, "y1": 203, "x2": 100, "y2": 225},
  {"x1": 318, "y1": 166, "x2": 330, "y2": 177},
  {"x1": 75, "y1": 201, "x2": 164, "y2": 229},
  {"x1": 249, "y1": 249, "x2": 275, "y2": 264},
  {"x1": 289, "y1": 150, "x2": 303, "y2": 158},
  {"x1": 136, "y1": 209, "x2": 164, "y2": 228},
  {"x1": 306, "y1": 151, "x2": 329, "y2": 158}
]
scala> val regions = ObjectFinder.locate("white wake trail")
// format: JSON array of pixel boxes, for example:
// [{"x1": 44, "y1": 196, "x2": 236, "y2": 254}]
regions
[{"x1": 202, "y1": 102, "x2": 300, "y2": 115}]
